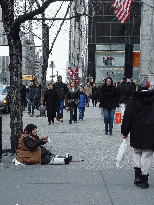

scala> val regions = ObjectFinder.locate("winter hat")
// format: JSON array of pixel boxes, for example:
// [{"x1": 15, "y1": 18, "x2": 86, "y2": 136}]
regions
[
  {"x1": 135, "y1": 77, "x2": 150, "y2": 89},
  {"x1": 25, "y1": 124, "x2": 37, "y2": 133}
]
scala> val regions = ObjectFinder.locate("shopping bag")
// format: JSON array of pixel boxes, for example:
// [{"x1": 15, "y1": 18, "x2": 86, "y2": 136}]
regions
[
  {"x1": 116, "y1": 139, "x2": 127, "y2": 168},
  {"x1": 116, "y1": 112, "x2": 121, "y2": 123}
]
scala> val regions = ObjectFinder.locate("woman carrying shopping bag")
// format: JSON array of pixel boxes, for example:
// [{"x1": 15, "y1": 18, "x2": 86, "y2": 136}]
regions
[
  {"x1": 121, "y1": 77, "x2": 154, "y2": 189},
  {"x1": 100, "y1": 77, "x2": 119, "y2": 135}
]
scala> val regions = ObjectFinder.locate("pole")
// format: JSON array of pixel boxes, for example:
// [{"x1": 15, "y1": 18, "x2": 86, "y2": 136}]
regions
[
  {"x1": 40, "y1": 0, "x2": 49, "y2": 116},
  {"x1": 52, "y1": 61, "x2": 53, "y2": 82},
  {"x1": 0, "y1": 108, "x2": 3, "y2": 161}
]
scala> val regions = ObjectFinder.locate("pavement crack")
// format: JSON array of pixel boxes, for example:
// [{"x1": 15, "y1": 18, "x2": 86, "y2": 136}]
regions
[{"x1": 100, "y1": 170, "x2": 114, "y2": 205}]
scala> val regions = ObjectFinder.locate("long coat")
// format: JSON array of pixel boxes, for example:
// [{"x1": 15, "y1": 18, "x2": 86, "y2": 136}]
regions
[
  {"x1": 117, "y1": 81, "x2": 135, "y2": 104},
  {"x1": 67, "y1": 88, "x2": 79, "y2": 106},
  {"x1": 43, "y1": 89, "x2": 57, "y2": 119},
  {"x1": 53, "y1": 82, "x2": 68, "y2": 102},
  {"x1": 100, "y1": 84, "x2": 119, "y2": 109},
  {"x1": 121, "y1": 90, "x2": 154, "y2": 151}
]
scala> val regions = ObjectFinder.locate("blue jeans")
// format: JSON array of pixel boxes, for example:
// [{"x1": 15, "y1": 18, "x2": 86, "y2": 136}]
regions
[
  {"x1": 57, "y1": 100, "x2": 64, "y2": 119},
  {"x1": 28, "y1": 99, "x2": 35, "y2": 115},
  {"x1": 104, "y1": 108, "x2": 115, "y2": 133},
  {"x1": 78, "y1": 107, "x2": 85, "y2": 119}
]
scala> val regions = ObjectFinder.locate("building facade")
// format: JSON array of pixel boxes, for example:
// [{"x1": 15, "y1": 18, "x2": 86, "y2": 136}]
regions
[{"x1": 88, "y1": 0, "x2": 141, "y2": 83}]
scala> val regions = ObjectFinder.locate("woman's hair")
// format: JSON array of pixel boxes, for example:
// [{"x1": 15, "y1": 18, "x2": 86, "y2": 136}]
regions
[{"x1": 105, "y1": 77, "x2": 113, "y2": 85}]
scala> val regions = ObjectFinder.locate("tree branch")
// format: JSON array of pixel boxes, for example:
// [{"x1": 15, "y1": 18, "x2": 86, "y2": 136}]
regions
[
  {"x1": 35, "y1": 0, "x2": 41, "y2": 8},
  {"x1": 48, "y1": 2, "x2": 71, "y2": 55},
  {"x1": 14, "y1": 0, "x2": 72, "y2": 26}
]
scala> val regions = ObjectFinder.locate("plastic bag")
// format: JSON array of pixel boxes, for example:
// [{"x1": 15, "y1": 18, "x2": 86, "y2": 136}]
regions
[{"x1": 116, "y1": 139, "x2": 127, "y2": 168}]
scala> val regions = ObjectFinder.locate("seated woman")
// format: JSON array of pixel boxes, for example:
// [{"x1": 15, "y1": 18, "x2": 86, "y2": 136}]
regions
[{"x1": 16, "y1": 124, "x2": 69, "y2": 165}]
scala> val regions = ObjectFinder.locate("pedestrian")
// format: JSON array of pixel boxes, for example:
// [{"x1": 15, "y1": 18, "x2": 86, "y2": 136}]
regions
[
  {"x1": 121, "y1": 77, "x2": 153, "y2": 189},
  {"x1": 16, "y1": 124, "x2": 69, "y2": 165},
  {"x1": 35, "y1": 84, "x2": 41, "y2": 110},
  {"x1": 78, "y1": 86, "x2": 86, "y2": 121},
  {"x1": 27, "y1": 81, "x2": 37, "y2": 116},
  {"x1": 92, "y1": 83, "x2": 98, "y2": 107},
  {"x1": 43, "y1": 82, "x2": 57, "y2": 125},
  {"x1": 53, "y1": 75, "x2": 68, "y2": 122},
  {"x1": 84, "y1": 81, "x2": 92, "y2": 107},
  {"x1": 67, "y1": 81, "x2": 79, "y2": 124},
  {"x1": 21, "y1": 84, "x2": 27, "y2": 111},
  {"x1": 100, "y1": 77, "x2": 119, "y2": 135},
  {"x1": 117, "y1": 76, "x2": 135, "y2": 119},
  {"x1": 97, "y1": 80, "x2": 105, "y2": 119}
]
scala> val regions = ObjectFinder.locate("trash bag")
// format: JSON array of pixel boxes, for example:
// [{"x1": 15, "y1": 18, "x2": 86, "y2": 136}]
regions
[{"x1": 116, "y1": 139, "x2": 127, "y2": 168}]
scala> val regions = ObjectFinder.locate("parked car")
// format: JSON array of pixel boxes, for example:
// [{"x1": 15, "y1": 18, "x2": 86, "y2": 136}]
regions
[{"x1": 0, "y1": 85, "x2": 10, "y2": 113}]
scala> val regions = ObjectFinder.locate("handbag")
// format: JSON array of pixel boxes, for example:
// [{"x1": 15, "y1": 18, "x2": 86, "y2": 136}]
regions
[{"x1": 116, "y1": 139, "x2": 127, "y2": 168}]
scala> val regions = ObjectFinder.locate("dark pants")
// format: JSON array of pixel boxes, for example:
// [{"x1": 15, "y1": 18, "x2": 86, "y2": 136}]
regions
[
  {"x1": 57, "y1": 100, "x2": 64, "y2": 119},
  {"x1": 70, "y1": 103, "x2": 77, "y2": 122},
  {"x1": 28, "y1": 99, "x2": 35, "y2": 115},
  {"x1": 78, "y1": 107, "x2": 85, "y2": 119},
  {"x1": 92, "y1": 97, "x2": 97, "y2": 106},
  {"x1": 47, "y1": 109, "x2": 54, "y2": 123}
]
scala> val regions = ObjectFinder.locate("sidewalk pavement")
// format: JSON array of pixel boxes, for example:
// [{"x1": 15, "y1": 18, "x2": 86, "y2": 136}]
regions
[{"x1": 1, "y1": 103, "x2": 154, "y2": 205}]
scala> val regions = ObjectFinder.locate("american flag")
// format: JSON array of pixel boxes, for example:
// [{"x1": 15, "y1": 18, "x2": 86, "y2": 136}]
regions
[{"x1": 111, "y1": 0, "x2": 133, "y2": 24}]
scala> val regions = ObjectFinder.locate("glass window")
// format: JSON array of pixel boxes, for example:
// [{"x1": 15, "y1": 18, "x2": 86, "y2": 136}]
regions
[{"x1": 0, "y1": 87, "x2": 5, "y2": 94}]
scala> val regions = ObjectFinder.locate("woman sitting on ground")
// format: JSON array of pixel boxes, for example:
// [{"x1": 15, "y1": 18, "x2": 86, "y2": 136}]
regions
[{"x1": 16, "y1": 124, "x2": 54, "y2": 165}]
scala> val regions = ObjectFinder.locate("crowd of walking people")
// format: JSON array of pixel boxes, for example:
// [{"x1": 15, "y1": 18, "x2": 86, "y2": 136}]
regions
[{"x1": 19, "y1": 74, "x2": 154, "y2": 189}]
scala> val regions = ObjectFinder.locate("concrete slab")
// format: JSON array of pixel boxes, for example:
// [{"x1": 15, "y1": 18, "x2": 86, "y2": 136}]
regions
[
  {"x1": 0, "y1": 166, "x2": 112, "y2": 205},
  {"x1": 101, "y1": 169, "x2": 154, "y2": 205}
]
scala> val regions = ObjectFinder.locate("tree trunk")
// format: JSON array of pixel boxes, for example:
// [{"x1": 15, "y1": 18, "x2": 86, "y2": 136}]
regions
[{"x1": 8, "y1": 36, "x2": 23, "y2": 153}]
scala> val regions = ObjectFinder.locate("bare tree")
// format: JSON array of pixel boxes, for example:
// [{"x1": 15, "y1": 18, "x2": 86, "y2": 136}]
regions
[{"x1": 0, "y1": 0, "x2": 71, "y2": 153}]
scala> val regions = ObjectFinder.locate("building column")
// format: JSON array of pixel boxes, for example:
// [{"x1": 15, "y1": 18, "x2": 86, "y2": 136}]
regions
[{"x1": 140, "y1": 0, "x2": 154, "y2": 87}]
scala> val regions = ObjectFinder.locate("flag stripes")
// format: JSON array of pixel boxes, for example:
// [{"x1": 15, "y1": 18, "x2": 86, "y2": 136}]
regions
[{"x1": 112, "y1": 0, "x2": 133, "y2": 24}]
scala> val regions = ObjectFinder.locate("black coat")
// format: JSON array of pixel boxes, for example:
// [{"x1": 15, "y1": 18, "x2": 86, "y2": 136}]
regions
[
  {"x1": 100, "y1": 84, "x2": 119, "y2": 109},
  {"x1": 53, "y1": 82, "x2": 68, "y2": 102},
  {"x1": 121, "y1": 89, "x2": 154, "y2": 151},
  {"x1": 67, "y1": 88, "x2": 79, "y2": 105},
  {"x1": 117, "y1": 81, "x2": 135, "y2": 104},
  {"x1": 92, "y1": 86, "x2": 98, "y2": 98},
  {"x1": 43, "y1": 89, "x2": 57, "y2": 119}
]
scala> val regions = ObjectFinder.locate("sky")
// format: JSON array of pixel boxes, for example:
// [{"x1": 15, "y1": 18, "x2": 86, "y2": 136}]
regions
[{"x1": 33, "y1": 1, "x2": 70, "y2": 83}]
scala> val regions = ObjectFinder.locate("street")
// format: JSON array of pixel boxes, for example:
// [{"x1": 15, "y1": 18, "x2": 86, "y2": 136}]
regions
[{"x1": 1, "y1": 102, "x2": 154, "y2": 205}]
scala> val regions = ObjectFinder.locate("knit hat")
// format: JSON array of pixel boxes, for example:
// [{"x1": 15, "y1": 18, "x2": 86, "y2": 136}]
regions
[
  {"x1": 135, "y1": 77, "x2": 150, "y2": 89},
  {"x1": 25, "y1": 124, "x2": 37, "y2": 134}
]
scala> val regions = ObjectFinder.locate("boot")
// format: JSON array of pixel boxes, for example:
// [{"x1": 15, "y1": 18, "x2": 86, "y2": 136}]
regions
[
  {"x1": 140, "y1": 174, "x2": 149, "y2": 189},
  {"x1": 134, "y1": 167, "x2": 141, "y2": 186}
]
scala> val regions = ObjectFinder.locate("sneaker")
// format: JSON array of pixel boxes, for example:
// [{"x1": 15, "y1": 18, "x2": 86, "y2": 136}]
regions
[
  {"x1": 105, "y1": 131, "x2": 108, "y2": 135},
  {"x1": 69, "y1": 120, "x2": 72, "y2": 124},
  {"x1": 74, "y1": 121, "x2": 77, "y2": 123},
  {"x1": 57, "y1": 118, "x2": 60, "y2": 121},
  {"x1": 60, "y1": 118, "x2": 63, "y2": 122},
  {"x1": 109, "y1": 132, "x2": 112, "y2": 136}
]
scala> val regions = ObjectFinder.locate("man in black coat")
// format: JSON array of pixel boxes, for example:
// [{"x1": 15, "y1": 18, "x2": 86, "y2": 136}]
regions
[
  {"x1": 43, "y1": 82, "x2": 58, "y2": 125},
  {"x1": 53, "y1": 75, "x2": 68, "y2": 122},
  {"x1": 117, "y1": 76, "x2": 135, "y2": 118},
  {"x1": 121, "y1": 77, "x2": 153, "y2": 189}
]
